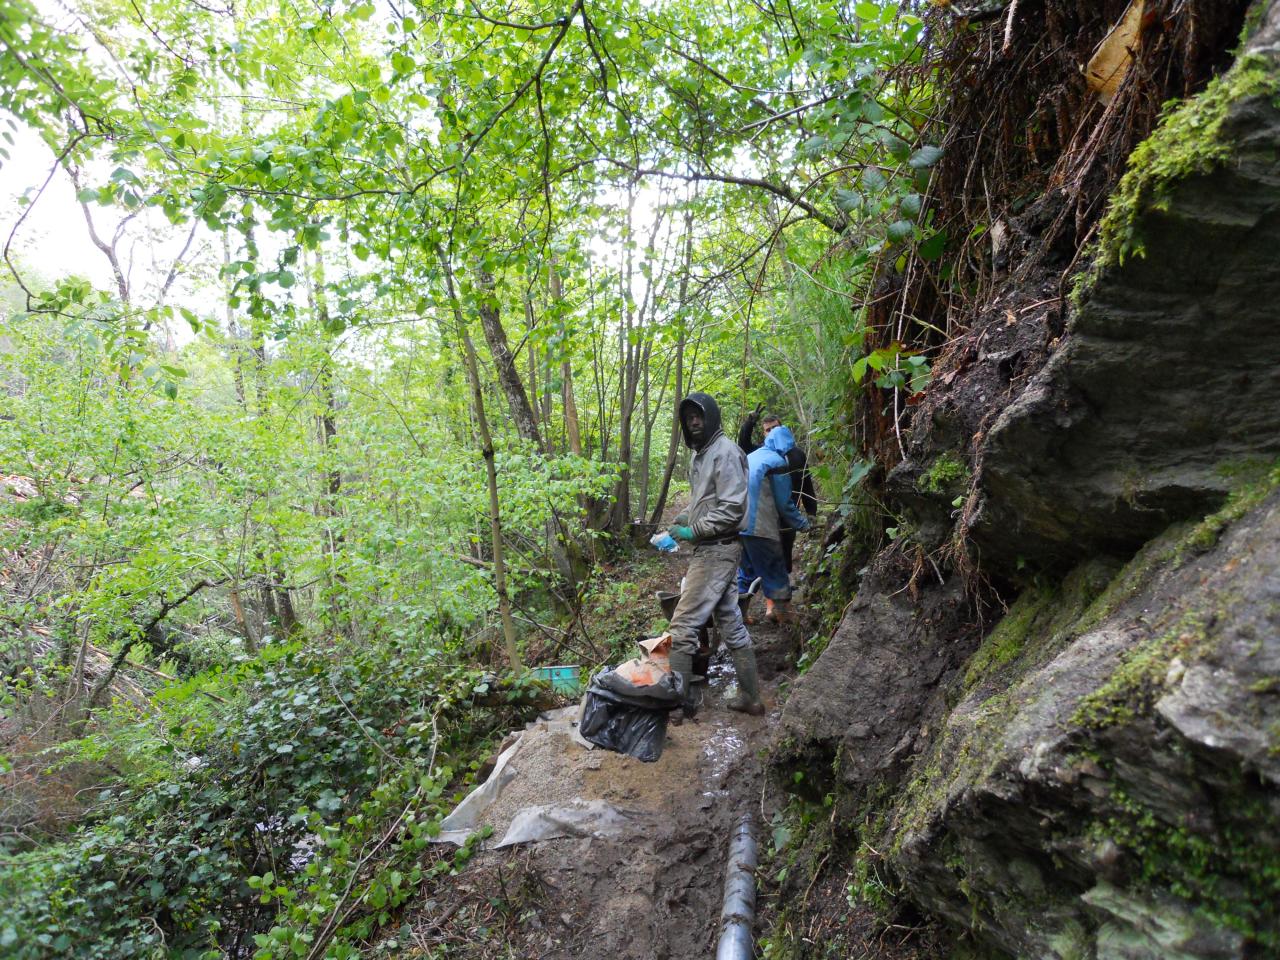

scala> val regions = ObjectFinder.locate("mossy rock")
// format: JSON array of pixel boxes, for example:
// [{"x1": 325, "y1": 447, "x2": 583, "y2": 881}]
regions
[{"x1": 884, "y1": 481, "x2": 1280, "y2": 958}]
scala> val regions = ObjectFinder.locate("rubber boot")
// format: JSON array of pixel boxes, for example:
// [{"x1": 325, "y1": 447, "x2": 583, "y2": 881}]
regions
[
  {"x1": 727, "y1": 647, "x2": 766, "y2": 716},
  {"x1": 668, "y1": 648, "x2": 701, "y2": 720}
]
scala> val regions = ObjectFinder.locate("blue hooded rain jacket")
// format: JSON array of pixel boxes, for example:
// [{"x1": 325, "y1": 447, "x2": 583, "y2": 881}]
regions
[{"x1": 742, "y1": 425, "x2": 810, "y2": 541}]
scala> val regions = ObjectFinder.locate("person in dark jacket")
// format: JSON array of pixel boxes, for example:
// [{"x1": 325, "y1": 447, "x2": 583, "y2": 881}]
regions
[
  {"x1": 738, "y1": 410, "x2": 817, "y2": 576},
  {"x1": 666, "y1": 393, "x2": 765, "y2": 716}
]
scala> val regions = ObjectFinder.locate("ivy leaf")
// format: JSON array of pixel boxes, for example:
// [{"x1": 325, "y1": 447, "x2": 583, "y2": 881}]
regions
[{"x1": 918, "y1": 229, "x2": 948, "y2": 261}]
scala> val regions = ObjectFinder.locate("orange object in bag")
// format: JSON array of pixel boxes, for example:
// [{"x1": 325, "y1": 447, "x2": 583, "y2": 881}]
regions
[{"x1": 613, "y1": 634, "x2": 672, "y2": 687}]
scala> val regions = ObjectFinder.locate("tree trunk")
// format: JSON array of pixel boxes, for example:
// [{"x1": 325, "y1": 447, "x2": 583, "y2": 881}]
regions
[
  {"x1": 439, "y1": 248, "x2": 523, "y2": 671},
  {"x1": 611, "y1": 186, "x2": 638, "y2": 533},
  {"x1": 636, "y1": 335, "x2": 654, "y2": 522},
  {"x1": 475, "y1": 269, "x2": 543, "y2": 450},
  {"x1": 649, "y1": 205, "x2": 696, "y2": 525},
  {"x1": 311, "y1": 250, "x2": 346, "y2": 633}
]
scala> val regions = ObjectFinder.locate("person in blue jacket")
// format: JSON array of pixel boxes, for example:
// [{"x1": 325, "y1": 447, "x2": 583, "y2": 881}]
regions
[{"x1": 739, "y1": 424, "x2": 810, "y2": 623}]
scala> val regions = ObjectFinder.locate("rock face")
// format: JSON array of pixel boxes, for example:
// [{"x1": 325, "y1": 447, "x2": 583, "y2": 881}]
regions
[
  {"x1": 968, "y1": 25, "x2": 1280, "y2": 573},
  {"x1": 774, "y1": 558, "x2": 979, "y2": 800},
  {"x1": 775, "y1": 9, "x2": 1280, "y2": 958},
  {"x1": 890, "y1": 484, "x2": 1280, "y2": 959}
]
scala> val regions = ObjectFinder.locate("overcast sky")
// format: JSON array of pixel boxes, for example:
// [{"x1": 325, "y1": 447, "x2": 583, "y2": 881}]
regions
[{"x1": 1, "y1": 123, "x2": 119, "y2": 292}]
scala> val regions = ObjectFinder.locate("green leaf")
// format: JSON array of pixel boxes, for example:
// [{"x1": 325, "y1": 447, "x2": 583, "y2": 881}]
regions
[
  {"x1": 855, "y1": 2, "x2": 880, "y2": 20},
  {"x1": 899, "y1": 193, "x2": 922, "y2": 218},
  {"x1": 908, "y1": 145, "x2": 943, "y2": 169},
  {"x1": 880, "y1": 131, "x2": 910, "y2": 160},
  {"x1": 887, "y1": 220, "x2": 914, "y2": 243},
  {"x1": 835, "y1": 188, "x2": 864, "y2": 213},
  {"x1": 918, "y1": 230, "x2": 948, "y2": 261}
]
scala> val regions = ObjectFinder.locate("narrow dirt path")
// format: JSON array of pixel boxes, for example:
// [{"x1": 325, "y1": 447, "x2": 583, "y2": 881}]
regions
[{"x1": 406, "y1": 587, "x2": 796, "y2": 959}]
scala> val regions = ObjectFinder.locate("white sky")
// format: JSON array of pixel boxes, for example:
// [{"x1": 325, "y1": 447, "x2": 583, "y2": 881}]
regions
[{"x1": 1, "y1": 123, "x2": 118, "y2": 292}]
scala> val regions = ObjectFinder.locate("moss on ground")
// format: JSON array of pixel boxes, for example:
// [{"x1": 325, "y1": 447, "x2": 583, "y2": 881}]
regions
[{"x1": 1096, "y1": 53, "x2": 1280, "y2": 268}]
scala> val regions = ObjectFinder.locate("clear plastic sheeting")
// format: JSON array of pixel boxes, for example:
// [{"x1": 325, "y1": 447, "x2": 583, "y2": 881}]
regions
[
  {"x1": 495, "y1": 799, "x2": 644, "y2": 847},
  {"x1": 434, "y1": 734, "x2": 525, "y2": 846},
  {"x1": 434, "y1": 707, "x2": 643, "y2": 848}
]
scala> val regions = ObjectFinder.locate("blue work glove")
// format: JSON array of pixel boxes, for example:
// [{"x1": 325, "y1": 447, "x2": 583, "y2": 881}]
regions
[{"x1": 670, "y1": 524, "x2": 694, "y2": 542}]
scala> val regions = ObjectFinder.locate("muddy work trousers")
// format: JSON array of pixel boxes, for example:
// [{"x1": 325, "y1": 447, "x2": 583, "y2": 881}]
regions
[{"x1": 668, "y1": 541, "x2": 752, "y2": 658}]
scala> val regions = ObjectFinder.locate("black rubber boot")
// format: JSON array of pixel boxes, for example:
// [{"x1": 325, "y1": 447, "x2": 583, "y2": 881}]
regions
[
  {"x1": 727, "y1": 648, "x2": 765, "y2": 716},
  {"x1": 669, "y1": 648, "x2": 701, "y2": 720}
]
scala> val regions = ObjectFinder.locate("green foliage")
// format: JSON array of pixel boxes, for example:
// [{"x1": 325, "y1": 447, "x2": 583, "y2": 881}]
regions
[
  {"x1": 0, "y1": 640, "x2": 517, "y2": 957},
  {"x1": 0, "y1": 0, "x2": 952, "y2": 951},
  {"x1": 1089, "y1": 784, "x2": 1280, "y2": 947},
  {"x1": 852, "y1": 342, "x2": 931, "y2": 394},
  {"x1": 916, "y1": 451, "x2": 969, "y2": 495}
]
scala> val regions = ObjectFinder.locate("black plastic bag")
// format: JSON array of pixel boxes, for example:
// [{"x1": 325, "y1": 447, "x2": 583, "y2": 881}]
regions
[{"x1": 578, "y1": 674, "x2": 674, "y2": 762}]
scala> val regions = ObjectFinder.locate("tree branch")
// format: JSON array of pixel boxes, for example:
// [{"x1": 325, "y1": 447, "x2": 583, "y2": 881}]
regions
[{"x1": 599, "y1": 158, "x2": 844, "y2": 232}]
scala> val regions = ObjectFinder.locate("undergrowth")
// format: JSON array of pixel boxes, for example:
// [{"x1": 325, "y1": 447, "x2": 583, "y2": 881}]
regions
[{"x1": 0, "y1": 639, "x2": 541, "y2": 958}]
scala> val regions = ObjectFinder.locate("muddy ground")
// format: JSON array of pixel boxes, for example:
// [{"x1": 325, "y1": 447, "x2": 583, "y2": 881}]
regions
[{"x1": 398, "y1": 554, "x2": 948, "y2": 960}]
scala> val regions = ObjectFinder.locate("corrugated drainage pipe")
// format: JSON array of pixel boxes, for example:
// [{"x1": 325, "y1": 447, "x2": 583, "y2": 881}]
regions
[{"x1": 716, "y1": 814, "x2": 757, "y2": 960}]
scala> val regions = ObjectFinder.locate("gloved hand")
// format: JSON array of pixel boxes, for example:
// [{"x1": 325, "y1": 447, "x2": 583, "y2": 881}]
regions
[{"x1": 670, "y1": 524, "x2": 694, "y2": 542}]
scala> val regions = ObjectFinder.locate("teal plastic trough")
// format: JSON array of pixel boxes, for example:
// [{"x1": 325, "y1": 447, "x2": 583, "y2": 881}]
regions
[{"x1": 534, "y1": 664, "x2": 581, "y2": 695}]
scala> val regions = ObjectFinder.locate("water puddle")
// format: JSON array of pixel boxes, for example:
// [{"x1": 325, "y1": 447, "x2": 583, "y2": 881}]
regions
[
  {"x1": 701, "y1": 719, "x2": 746, "y2": 788},
  {"x1": 703, "y1": 655, "x2": 735, "y2": 689}
]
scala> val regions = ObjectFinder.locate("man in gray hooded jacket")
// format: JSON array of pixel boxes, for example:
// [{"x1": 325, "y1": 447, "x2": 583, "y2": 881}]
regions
[{"x1": 666, "y1": 392, "x2": 765, "y2": 716}]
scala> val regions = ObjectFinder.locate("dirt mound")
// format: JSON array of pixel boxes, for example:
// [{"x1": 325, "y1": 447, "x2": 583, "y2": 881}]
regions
[{"x1": 409, "y1": 630, "x2": 783, "y2": 959}]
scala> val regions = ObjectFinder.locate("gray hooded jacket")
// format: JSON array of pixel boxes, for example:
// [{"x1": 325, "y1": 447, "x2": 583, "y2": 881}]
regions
[{"x1": 679, "y1": 393, "x2": 748, "y2": 541}]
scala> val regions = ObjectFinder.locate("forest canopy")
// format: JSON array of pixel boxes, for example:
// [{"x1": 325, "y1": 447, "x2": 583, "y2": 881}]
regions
[{"x1": 0, "y1": 0, "x2": 945, "y2": 954}]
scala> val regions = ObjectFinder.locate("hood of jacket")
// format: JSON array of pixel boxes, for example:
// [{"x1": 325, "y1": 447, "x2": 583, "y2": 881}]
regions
[
  {"x1": 764, "y1": 424, "x2": 796, "y2": 457},
  {"x1": 679, "y1": 392, "x2": 723, "y2": 450}
]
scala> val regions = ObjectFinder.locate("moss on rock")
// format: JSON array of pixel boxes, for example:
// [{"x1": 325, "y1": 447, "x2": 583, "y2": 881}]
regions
[
  {"x1": 1087, "y1": 783, "x2": 1280, "y2": 949},
  {"x1": 1075, "y1": 461, "x2": 1280, "y2": 729},
  {"x1": 1097, "y1": 53, "x2": 1280, "y2": 268},
  {"x1": 963, "y1": 560, "x2": 1117, "y2": 691},
  {"x1": 917, "y1": 451, "x2": 970, "y2": 496}
]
